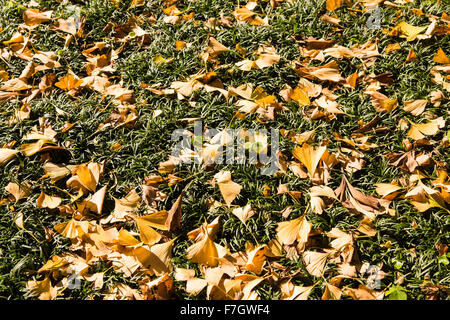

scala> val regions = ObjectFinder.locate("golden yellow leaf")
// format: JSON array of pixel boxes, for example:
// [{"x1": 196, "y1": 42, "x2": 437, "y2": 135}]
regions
[
  {"x1": 23, "y1": 9, "x2": 53, "y2": 26},
  {"x1": 231, "y1": 204, "x2": 256, "y2": 224},
  {"x1": 134, "y1": 211, "x2": 168, "y2": 245},
  {"x1": 302, "y1": 251, "x2": 331, "y2": 277},
  {"x1": 54, "y1": 219, "x2": 90, "y2": 239},
  {"x1": 403, "y1": 99, "x2": 427, "y2": 116},
  {"x1": 322, "y1": 282, "x2": 342, "y2": 300},
  {"x1": 290, "y1": 87, "x2": 310, "y2": 106},
  {"x1": 37, "y1": 255, "x2": 69, "y2": 274},
  {"x1": 42, "y1": 162, "x2": 76, "y2": 183},
  {"x1": 281, "y1": 280, "x2": 316, "y2": 300},
  {"x1": 186, "y1": 227, "x2": 219, "y2": 267},
  {"x1": 326, "y1": 0, "x2": 342, "y2": 11},
  {"x1": 293, "y1": 143, "x2": 327, "y2": 177},
  {"x1": 244, "y1": 245, "x2": 267, "y2": 274},
  {"x1": 118, "y1": 228, "x2": 141, "y2": 247},
  {"x1": 375, "y1": 182, "x2": 403, "y2": 200},
  {"x1": 276, "y1": 215, "x2": 311, "y2": 248},
  {"x1": 36, "y1": 191, "x2": 62, "y2": 209},
  {"x1": 25, "y1": 276, "x2": 58, "y2": 300},
  {"x1": 214, "y1": 171, "x2": 242, "y2": 207},
  {"x1": 5, "y1": 182, "x2": 31, "y2": 201},
  {"x1": 176, "y1": 40, "x2": 187, "y2": 50},
  {"x1": 84, "y1": 185, "x2": 107, "y2": 214},
  {"x1": 385, "y1": 43, "x2": 401, "y2": 54},
  {"x1": 407, "y1": 117, "x2": 445, "y2": 140},
  {"x1": 76, "y1": 164, "x2": 98, "y2": 192},
  {"x1": 397, "y1": 21, "x2": 428, "y2": 41},
  {"x1": 405, "y1": 49, "x2": 418, "y2": 63},
  {"x1": 55, "y1": 73, "x2": 83, "y2": 91},
  {"x1": 433, "y1": 48, "x2": 450, "y2": 64},
  {"x1": 0, "y1": 148, "x2": 19, "y2": 166}
]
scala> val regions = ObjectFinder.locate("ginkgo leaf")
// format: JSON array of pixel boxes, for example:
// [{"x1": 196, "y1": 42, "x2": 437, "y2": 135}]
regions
[
  {"x1": 75, "y1": 163, "x2": 98, "y2": 192},
  {"x1": 281, "y1": 281, "x2": 316, "y2": 300},
  {"x1": 396, "y1": 21, "x2": 428, "y2": 41},
  {"x1": 5, "y1": 182, "x2": 32, "y2": 201},
  {"x1": 403, "y1": 99, "x2": 427, "y2": 116},
  {"x1": 290, "y1": 87, "x2": 310, "y2": 106},
  {"x1": 214, "y1": 171, "x2": 242, "y2": 207},
  {"x1": 54, "y1": 219, "x2": 90, "y2": 239},
  {"x1": 25, "y1": 276, "x2": 58, "y2": 300},
  {"x1": 41, "y1": 162, "x2": 76, "y2": 183},
  {"x1": 322, "y1": 282, "x2": 342, "y2": 300},
  {"x1": 343, "y1": 284, "x2": 384, "y2": 300},
  {"x1": 55, "y1": 73, "x2": 83, "y2": 91},
  {"x1": 186, "y1": 227, "x2": 219, "y2": 267},
  {"x1": 309, "y1": 185, "x2": 338, "y2": 214},
  {"x1": 118, "y1": 229, "x2": 141, "y2": 247},
  {"x1": 231, "y1": 204, "x2": 256, "y2": 224},
  {"x1": 36, "y1": 191, "x2": 62, "y2": 209},
  {"x1": 375, "y1": 182, "x2": 403, "y2": 199},
  {"x1": 293, "y1": 143, "x2": 327, "y2": 177},
  {"x1": 244, "y1": 245, "x2": 267, "y2": 275},
  {"x1": 13, "y1": 211, "x2": 25, "y2": 230},
  {"x1": 132, "y1": 238, "x2": 176, "y2": 275},
  {"x1": 111, "y1": 189, "x2": 141, "y2": 221},
  {"x1": 276, "y1": 215, "x2": 311, "y2": 248},
  {"x1": 37, "y1": 255, "x2": 69, "y2": 274},
  {"x1": 407, "y1": 117, "x2": 445, "y2": 140},
  {"x1": 433, "y1": 48, "x2": 450, "y2": 64},
  {"x1": 134, "y1": 211, "x2": 169, "y2": 245},
  {"x1": 326, "y1": 0, "x2": 342, "y2": 11},
  {"x1": 84, "y1": 185, "x2": 107, "y2": 214},
  {"x1": 302, "y1": 251, "x2": 331, "y2": 277},
  {"x1": 23, "y1": 9, "x2": 53, "y2": 26},
  {"x1": 0, "y1": 148, "x2": 19, "y2": 166}
]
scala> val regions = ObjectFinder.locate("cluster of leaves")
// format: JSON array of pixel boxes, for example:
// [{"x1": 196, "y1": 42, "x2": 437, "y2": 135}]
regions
[{"x1": 0, "y1": 0, "x2": 449, "y2": 300}]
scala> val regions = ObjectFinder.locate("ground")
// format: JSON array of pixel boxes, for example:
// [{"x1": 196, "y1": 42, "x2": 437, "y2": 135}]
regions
[{"x1": 0, "y1": 0, "x2": 449, "y2": 300}]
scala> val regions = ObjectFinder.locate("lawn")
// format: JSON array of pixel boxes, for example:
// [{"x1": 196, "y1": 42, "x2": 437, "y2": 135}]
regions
[{"x1": 0, "y1": 0, "x2": 449, "y2": 300}]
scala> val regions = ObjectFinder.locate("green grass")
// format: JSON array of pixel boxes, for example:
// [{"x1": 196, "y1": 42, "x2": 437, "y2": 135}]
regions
[{"x1": 0, "y1": 0, "x2": 449, "y2": 300}]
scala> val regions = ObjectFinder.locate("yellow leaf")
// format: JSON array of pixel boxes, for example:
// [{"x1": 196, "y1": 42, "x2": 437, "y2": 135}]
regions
[
  {"x1": 276, "y1": 215, "x2": 311, "y2": 248},
  {"x1": 302, "y1": 251, "x2": 331, "y2": 277},
  {"x1": 42, "y1": 162, "x2": 76, "y2": 183},
  {"x1": 407, "y1": 117, "x2": 445, "y2": 140},
  {"x1": 25, "y1": 276, "x2": 58, "y2": 300},
  {"x1": 293, "y1": 143, "x2": 327, "y2": 177},
  {"x1": 54, "y1": 219, "x2": 90, "y2": 239},
  {"x1": 397, "y1": 21, "x2": 428, "y2": 41},
  {"x1": 0, "y1": 148, "x2": 19, "y2": 166},
  {"x1": 13, "y1": 211, "x2": 25, "y2": 230},
  {"x1": 244, "y1": 245, "x2": 267, "y2": 274},
  {"x1": 176, "y1": 40, "x2": 187, "y2": 50},
  {"x1": 76, "y1": 164, "x2": 98, "y2": 192},
  {"x1": 290, "y1": 87, "x2": 310, "y2": 106},
  {"x1": 5, "y1": 182, "x2": 31, "y2": 201},
  {"x1": 23, "y1": 9, "x2": 53, "y2": 26},
  {"x1": 433, "y1": 48, "x2": 450, "y2": 64},
  {"x1": 326, "y1": 0, "x2": 342, "y2": 11},
  {"x1": 118, "y1": 228, "x2": 141, "y2": 246},
  {"x1": 214, "y1": 171, "x2": 242, "y2": 207},
  {"x1": 186, "y1": 227, "x2": 219, "y2": 267},
  {"x1": 322, "y1": 282, "x2": 342, "y2": 300},
  {"x1": 403, "y1": 99, "x2": 427, "y2": 116},
  {"x1": 134, "y1": 211, "x2": 168, "y2": 245},
  {"x1": 84, "y1": 185, "x2": 107, "y2": 214},
  {"x1": 55, "y1": 73, "x2": 83, "y2": 91},
  {"x1": 36, "y1": 191, "x2": 62, "y2": 209},
  {"x1": 231, "y1": 204, "x2": 256, "y2": 224}
]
